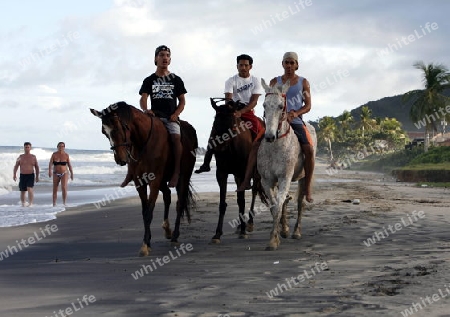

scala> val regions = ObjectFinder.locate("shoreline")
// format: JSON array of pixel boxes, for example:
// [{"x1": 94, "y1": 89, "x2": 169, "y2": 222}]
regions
[{"x1": 1, "y1": 166, "x2": 449, "y2": 316}]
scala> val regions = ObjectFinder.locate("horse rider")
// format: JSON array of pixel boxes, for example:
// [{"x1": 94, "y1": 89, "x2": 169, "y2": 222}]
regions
[
  {"x1": 237, "y1": 52, "x2": 315, "y2": 203},
  {"x1": 195, "y1": 54, "x2": 265, "y2": 176},
  {"x1": 121, "y1": 45, "x2": 187, "y2": 188}
]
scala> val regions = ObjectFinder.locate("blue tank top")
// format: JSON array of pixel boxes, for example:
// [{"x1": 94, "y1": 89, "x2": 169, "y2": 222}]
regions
[{"x1": 277, "y1": 76, "x2": 304, "y2": 125}]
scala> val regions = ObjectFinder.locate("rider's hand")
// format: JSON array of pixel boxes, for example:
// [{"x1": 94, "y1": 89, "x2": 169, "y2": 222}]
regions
[
  {"x1": 144, "y1": 109, "x2": 155, "y2": 116},
  {"x1": 287, "y1": 110, "x2": 297, "y2": 123}
]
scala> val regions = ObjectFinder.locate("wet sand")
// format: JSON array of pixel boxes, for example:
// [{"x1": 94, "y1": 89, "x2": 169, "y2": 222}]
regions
[{"x1": 1, "y1": 163, "x2": 450, "y2": 316}]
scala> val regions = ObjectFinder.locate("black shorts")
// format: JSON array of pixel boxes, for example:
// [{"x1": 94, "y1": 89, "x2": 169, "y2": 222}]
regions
[
  {"x1": 19, "y1": 174, "x2": 35, "y2": 191},
  {"x1": 291, "y1": 123, "x2": 313, "y2": 145}
]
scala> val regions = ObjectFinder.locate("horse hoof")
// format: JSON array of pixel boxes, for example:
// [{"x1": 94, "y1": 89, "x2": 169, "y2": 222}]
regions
[
  {"x1": 234, "y1": 226, "x2": 241, "y2": 234},
  {"x1": 292, "y1": 233, "x2": 302, "y2": 239},
  {"x1": 162, "y1": 221, "x2": 172, "y2": 239},
  {"x1": 209, "y1": 239, "x2": 221, "y2": 244},
  {"x1": 246, "y1": 223, "x2": 254, "y2": 232},
  {"x1": 170, "y1": 241, "x2": 180, "y2": 247},
  {"x1": 238, "y1": 234, "x2": 249, "y2": 239},
  {"x1": 138, "y1": 243, "x2": 151, "y2": 257},
  {"x1": 265, "y1": 245, "x2": 277, "y2": 251},
  {"x1": 280, "y1": 231, "x2": 290, "y2": 239}
]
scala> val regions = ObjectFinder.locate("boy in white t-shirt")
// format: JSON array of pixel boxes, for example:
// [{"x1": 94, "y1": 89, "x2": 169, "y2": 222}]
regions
[{"x1": 195, "y1": 54, "x2": 264, "y2": 174}]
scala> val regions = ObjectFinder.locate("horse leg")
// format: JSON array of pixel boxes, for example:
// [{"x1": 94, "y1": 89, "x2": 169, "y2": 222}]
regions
[
  {"x1": 266, "y1": 179, "x2": 290, "y2": 251},
  {"x1": 237, "y1": 190, "x2": 248, "y2": 239},
  {"x1": 211, "y1": 172, "x2": 228, "y2": 244},
  {"x1": 280, "y1": 195, "x2": 291, "y2": 239},
  {"x1": 292, "y1": 179, "x2": 305, "y2": 239},
  {"x1": 247, "y1": 189, "x2": 257, "y2": 233},
  {"x1": 137, "y1": 185, "x2": 152, "y2": 257},
  {"x1": 170, "y1": 178, "x2": 187, "y2": 245},
  {"x1": 260, "y1": 178, "x2": 278, "y2": 250},
  {"x1": 160, "y1": 183, "x2": 172, "y2": 240},
  {"x1": 248, "y1": 169, "x2": 263, "y2": 232}
]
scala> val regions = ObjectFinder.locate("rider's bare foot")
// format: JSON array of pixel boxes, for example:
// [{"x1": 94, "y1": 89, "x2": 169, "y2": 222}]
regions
[
  {"x1": 168, "y1": 174, "x2": 179, "y2": 188},
  {"x1": 305, "y1": 191, "x2": 314, "y2": 203}
]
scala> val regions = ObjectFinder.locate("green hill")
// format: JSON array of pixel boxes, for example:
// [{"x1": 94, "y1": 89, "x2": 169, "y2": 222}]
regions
[{"x1": 348, "y1": 89, "x2": 450, "y2": 132}]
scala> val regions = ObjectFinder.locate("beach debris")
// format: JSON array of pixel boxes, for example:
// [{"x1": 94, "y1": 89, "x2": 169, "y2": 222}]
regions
[
  {"x1": 273, "y1": 261, "x2": 279, "y2": 264},
  {"x1": 352, "y1": 199, "x2": 360, "y2": 204}
]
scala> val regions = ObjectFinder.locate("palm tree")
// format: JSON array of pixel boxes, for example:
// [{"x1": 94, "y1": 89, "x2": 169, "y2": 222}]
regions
[
  {"x1": 375, "y1": 117, "x2": 405, "y2": 149},
  {"x1": 318, "y1": 116, "x2": 337, "y2": 161},
  {"x1": 359, "y1": 106, "x2": 374, "y2": 138},
  {"x1": 403, "y1": 62, "x2": 450, "y2": 150},
  {"x1": 337, "y1": 110, "x2": 354, "y2": 140}
]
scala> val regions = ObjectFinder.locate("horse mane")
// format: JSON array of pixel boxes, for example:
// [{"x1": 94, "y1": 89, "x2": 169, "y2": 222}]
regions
[
  {"x1": 102, "y1": 101, "x2": 134, "y2": 120},
  {"x1": 212, "y1": 100, "x2": 246, "y2": 131}
]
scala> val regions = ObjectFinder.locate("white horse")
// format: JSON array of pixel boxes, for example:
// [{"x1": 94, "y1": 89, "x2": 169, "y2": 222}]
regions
[{"x1": 258, "y1": 78, "x2": 317, "y2": 250}]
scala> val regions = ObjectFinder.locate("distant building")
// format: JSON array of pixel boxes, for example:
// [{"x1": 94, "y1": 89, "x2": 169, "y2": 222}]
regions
[
  {"x1": 432, "y1": 132, "x2": 450, "y2": 146},
  {"x1": 406, "y1": 131, "x2": 425, "y2": 140}
]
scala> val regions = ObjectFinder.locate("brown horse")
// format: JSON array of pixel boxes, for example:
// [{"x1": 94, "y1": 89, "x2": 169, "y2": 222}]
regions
[
  {"x1": 209, "y1": 98, "x2": 267, "y2": 243},
  {"x1": 90, "y1": 101, "x2": 197, "y2": 256}
]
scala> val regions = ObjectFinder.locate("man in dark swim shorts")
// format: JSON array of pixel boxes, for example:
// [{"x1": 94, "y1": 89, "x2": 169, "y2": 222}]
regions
[
  {"x1": 19, "y1": 173, "x2": 35, "y2": 191},
  {"x1": 13, "y1": 142, "x2": 40, "y2": 207}
]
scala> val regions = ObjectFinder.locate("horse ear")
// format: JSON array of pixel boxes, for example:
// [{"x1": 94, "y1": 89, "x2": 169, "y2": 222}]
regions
[
  {"x1": 210, "y1": 98, "x2": 219, "y2": 111},
  {"x1": 281, "y1": 80, "x2": 290, "y2": 94},
  {"x1": 90, "y1": 108, "x2": 103, "y2": 118},
  {"x1": 261, "y1": 78, "x2": 270, "y2": 92}
]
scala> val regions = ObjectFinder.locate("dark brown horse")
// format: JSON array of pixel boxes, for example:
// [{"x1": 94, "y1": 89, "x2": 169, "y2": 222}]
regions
[
  {"x1": 90, "y1": 101, "x2": 197, "y2": 256},
  {"x1": 209, "y1": 98, "x2": 267, "y2": 243}
]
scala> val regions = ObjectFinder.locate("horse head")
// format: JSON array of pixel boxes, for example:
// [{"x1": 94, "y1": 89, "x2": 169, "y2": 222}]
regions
[
  {"x1": 209, "y1": 98, "x2": 244, "y2": 151},
  {"x1": 261, "y1": 78, "x2": 290, "y2": 142},
  {"x1": 90, "y1": 101, "x2": 133, "y2": 166}
]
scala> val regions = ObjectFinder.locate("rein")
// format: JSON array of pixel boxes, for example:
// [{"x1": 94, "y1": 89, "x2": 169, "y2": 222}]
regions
[{"x1": 264, "y1": 92, "x2": 290, "y2": 139}]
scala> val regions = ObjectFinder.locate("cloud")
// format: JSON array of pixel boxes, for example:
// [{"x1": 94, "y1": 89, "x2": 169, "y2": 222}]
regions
[{"x1": 1, "y1": 0, "x2": 449, "y2": 149}]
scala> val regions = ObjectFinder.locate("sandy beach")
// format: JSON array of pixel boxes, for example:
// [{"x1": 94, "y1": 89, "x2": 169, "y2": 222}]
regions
[{"x1": 1, "y1": 162, "x2": 450, "y2": 317}]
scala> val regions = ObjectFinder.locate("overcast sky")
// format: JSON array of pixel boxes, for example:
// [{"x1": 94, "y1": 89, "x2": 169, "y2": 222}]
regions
[{"x1": 1, "y1": 0, "x2": 448, "y2": 150}]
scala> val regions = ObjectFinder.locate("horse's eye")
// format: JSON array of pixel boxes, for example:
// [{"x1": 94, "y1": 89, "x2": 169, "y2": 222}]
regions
[{"x1": 279, "y1": 104, "x2": 284, "y2": 110}]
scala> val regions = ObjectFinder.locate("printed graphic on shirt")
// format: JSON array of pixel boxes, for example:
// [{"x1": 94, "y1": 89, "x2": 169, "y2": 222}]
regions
[
  {"x1": 236, "y1": 82, "x2": 254, "y2": 93},
  {"x1": 152, "y1": 83, "x2": 175, "y2": 99}
]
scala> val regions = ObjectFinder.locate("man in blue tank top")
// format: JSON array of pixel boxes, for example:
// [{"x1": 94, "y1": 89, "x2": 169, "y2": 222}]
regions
[
  {"x1": 270, "y1": 52, "x2": 315, "y2": 202},
  {"x1": 237, "y1": 52, "x2": 315, "y2": 203}
]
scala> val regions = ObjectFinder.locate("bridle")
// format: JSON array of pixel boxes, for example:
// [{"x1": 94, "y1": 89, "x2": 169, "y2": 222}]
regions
[
  {"x1": 109, "y1": 111, "x2": 154, "y2": 163},
  {"x1": 264, "y1": 92, "x2": 290, "y2": 139},
  {"x1": 210, "y1": 98, "x2": 245, "y2": 147}
]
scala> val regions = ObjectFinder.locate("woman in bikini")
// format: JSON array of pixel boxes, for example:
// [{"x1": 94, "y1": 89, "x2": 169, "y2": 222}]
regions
[{"x1": 48, "y1": 142, "x2": 73, "y2": 206}]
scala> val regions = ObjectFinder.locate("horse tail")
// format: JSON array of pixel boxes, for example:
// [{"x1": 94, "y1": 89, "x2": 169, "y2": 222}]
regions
[
  {"x1": 179, "y1": 120, "x2": 199, "y2": 223},
  {"x1": 183, "y1": 181, "x2": 197, "y2": 223}
]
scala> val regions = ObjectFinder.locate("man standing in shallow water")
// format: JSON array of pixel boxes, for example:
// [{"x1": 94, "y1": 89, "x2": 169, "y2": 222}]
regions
[{"x1": 13, "y1": 142, "x2": 40, "y2": 207}]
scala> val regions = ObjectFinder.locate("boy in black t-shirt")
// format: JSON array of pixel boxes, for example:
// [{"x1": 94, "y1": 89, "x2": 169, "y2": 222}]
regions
[{"x1": 120, "y1": 45, "x2": 186, "y2": 188}]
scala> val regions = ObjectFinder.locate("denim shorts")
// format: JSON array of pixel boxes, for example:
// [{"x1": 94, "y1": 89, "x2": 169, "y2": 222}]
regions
[{"x1": 159, "y1": 118, "x2": 181, "y2": 135}]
